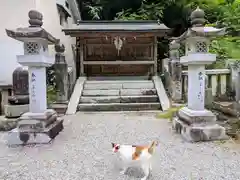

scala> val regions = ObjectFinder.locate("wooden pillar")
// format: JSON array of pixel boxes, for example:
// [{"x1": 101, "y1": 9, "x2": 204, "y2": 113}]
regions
[
  {"x1": 153, "y1": 36, "x2": 158, "y2": 75},
  {"x1": 80, "y1": 39, "x2": 84, "y2": 76}
]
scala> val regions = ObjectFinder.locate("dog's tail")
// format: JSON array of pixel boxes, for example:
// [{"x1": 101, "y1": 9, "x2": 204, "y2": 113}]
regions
[{"x1": 148, "y1": 141, "x2": 158, "y2": 154}]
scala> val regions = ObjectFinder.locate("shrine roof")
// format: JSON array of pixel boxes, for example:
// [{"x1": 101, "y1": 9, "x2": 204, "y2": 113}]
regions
[{"x1": 62, "y1": 20, "x2": 170, "y2": 36}]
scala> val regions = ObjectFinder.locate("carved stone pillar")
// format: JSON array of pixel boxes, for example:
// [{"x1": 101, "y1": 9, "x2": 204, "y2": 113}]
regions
[
  {"x1": 54, "y1": 43, "x2": 68, "y2": 103},
  {"x1": 169, "y1": 41, "x2": 182, "y2": 102}
]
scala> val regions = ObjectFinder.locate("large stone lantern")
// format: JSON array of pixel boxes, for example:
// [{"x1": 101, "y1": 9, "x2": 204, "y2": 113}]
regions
[
  {"x1": 5, "y1": 10, "x2": 64, "y2": 145},
  {"x1": 172, "y1": 7, "x2": 228, "y2": 142}
]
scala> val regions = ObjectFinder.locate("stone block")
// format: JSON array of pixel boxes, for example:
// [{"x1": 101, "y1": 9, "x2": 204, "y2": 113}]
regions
[
  {"x1": 18, "y1": 109, "x2": 57, "y2": 128},
  {"x1": 6, "y1": 117, "x2": 63, "y2": 145},
  {"x1": 78, "y1": 103, "x2": 161, "y2": 111},
  {"x1": 172, "y1": 116, "x2": 228, "y2": 142},
  {"x1": 82, "y1": 89, "x2": 120, "y2": 96},
  {"x1": 212, "y1": 101, "x2": 240, "y2": 117},
  {"x1": 4, "y1": 104, "x2": 29, "y2": 118},
  {"x1": 205, "y1": 88, "x2": 213, "y2": 107},
  {"x1": 49, "y1": 103, "x2": 68, "y2": 114},
  {"x1": 0, "y1": 116, "x2": 18, "y2": 131},
  {"x1": 120, "y1": 89, "x2": 156, "y2": 96},
  {"x1": 80, "y1": 96, "x2": 121, "y2": 103},
  {"x1": 84, "y1": 83, "x2": 122, "y2": 90},
  {"x1": 120, "y1": 95, "x2": 159, "y2": 103},
  {"x1": 178, "y1": 107, "x2": 217, "y2": 124},
  {"x1": 122, "y1": 82, "x2": 154, "y2": 89}
]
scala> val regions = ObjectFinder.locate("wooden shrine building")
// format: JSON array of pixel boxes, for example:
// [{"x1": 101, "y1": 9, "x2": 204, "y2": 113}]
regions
[{"x1": 63, "y1": 20, "x2": 170, "y2": 78}]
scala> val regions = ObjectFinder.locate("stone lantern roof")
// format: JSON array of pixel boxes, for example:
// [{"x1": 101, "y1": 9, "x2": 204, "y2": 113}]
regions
[
  {"x1": 5, "y1": 10, "x2": 59, "y2": 44},
  {"x1": 172, "y1": 7, "x2": 226, "y2": 43}
]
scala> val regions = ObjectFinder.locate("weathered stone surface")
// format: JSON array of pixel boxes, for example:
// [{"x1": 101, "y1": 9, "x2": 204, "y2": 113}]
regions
[
  {"x1": 236, "y1": 71, "x2": 240, "y2": 102},
  {"x1": 212, "y1": 101, "x2": 240, "y2": 117},
  {"x1": 79, "y1": 79, "x2": 163, "y2": 111},
  {"x1": 6, "y1": 26, "x2": 59, "y2": 45},
  {"x1": 120, "y1": 89, "x2": 156, "y2": 96},
  {"x1": 80, "y1": 96, "x2": 121, "y2": 103},
  {"x1": 172, "y1": 116, "x2": 228, "y2": 142},
  {"x1": 153, "y1": 76, "x2": 171, "y2": 111},
  {"x1": 8, "y1": 66, "x2": 29, "y2": 105},
  {"x1": 84, "y1": 83, "x2": 122, "y2": 90},
  {"x1": 120, "y1": 95, "x2": 159, "y2": 103},
  {"x1": 8, "y1": 95, "x2": 29, "y2": 105},
  {"x1": 49, "y1": 103, "x2": 68, "y2": 114},
  {"x1": 78, "y1": 103, "x2": 161, "y2": 111},
  {"x1": 205, "y1": 88, "x2": 213, "y2": 108},
  {"x1": 28, "y1": 10, "x2": 43, "y2": 27},
  {"x1": 82, "y1": 89, "x2": 120, "y2": 96},
  {"x1": 0, "y1": 116, "x2": 19, "y2": 131},
  {"x1": 54, "y1": 43, "x2": 68, "y2": 103},
  {"x1": 122, "y1": 82, "x2": 154, "y2": 89},
  {"x1": 4, "y1": 104, "x2": 29, "y2": 118},
  {"x1": 178, "y1": 107, "x2": 216, "y2": 124},
  {"x1": 6, "y1": 117, "x2": 63, "y2": 145}
]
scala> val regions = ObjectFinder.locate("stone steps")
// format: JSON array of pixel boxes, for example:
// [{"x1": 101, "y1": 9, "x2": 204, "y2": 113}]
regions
[
  {"x1": 78, "y1": 102, "x2": 161, "y2": 111},
  {"x1": 80, "y1": 95, "x2": 159, "y2": 103},
  {"x1": 82, "y1": 89, "x2": 157, "y2": 96},
  {"x1": 78, "y1": 79, "x2": 162, "y2": 112},
  {"x1": 84, "y1": 81, "x2": 154, "y2": 90}
]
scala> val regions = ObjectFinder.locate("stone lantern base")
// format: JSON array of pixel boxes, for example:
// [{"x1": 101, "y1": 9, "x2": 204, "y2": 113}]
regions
[
  {"x1": 6, "y1": 109, "x2": 63, "y2": 145},
  {"x1": 172, "y1": 107, "x2": 228, "y2": 142}
]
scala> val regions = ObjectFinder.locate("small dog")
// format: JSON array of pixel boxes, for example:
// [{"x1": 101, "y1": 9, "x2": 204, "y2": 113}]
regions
[{"x1": 111, "y1": 141, "x2": 158, "y2": 180}]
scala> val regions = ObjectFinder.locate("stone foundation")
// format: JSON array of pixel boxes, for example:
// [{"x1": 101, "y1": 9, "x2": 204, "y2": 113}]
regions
[
  {"x1": 6, "y1": 109, "x2": 64, "y2": 145},
  {"x1": 7, "y1": 119, "x2": 63, "y2": 145},
  {"x1": 172, "y1": 107, "x2": 228, "y2": 142},
  {"x1": 4, "y1": 104, "x2": 29, "y2": 118}
]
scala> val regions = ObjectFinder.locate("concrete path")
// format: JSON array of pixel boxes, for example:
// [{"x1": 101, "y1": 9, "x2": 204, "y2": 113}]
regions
[{"x1": 0, "y1": 112, "x2": 240, "y2": 180}]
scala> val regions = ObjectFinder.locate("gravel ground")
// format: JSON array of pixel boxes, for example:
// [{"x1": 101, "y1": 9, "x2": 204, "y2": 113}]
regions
[{"x1": 0, "y1": 111, "x2": 240, "y2": 180}]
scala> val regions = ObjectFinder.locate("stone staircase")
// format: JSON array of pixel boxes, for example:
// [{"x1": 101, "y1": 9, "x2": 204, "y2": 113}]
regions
[{"x1": 77, "y1": 79, "x2": 162, "y2": 111}]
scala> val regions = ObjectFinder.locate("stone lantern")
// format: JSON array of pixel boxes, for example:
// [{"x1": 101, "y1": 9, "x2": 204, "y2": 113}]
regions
[
  {"x1": 169, "y1": 41, "x2": 182, "y2": 102},
  {"x1": 54, "y1": 43, "x2": 68, "y2": 103},
  {"x1": 172, "y1": 7, "x2": 228, "y2": 142},
  {"x1": 5, "y1": 10, "x2": 64, "y2": 145}
]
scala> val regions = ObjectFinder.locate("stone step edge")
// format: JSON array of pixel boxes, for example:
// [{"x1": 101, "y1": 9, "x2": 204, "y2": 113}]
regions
[
  {"x1": 85, "y1": 80, "x2": 153, "y2": 84},
  {"x1": 83, "y1": 87, "x2": 155, "y2": 90},
  {"x1": 82, "y1": 88, "x2": 157, "y2": 94},
  {"x1": 76, "y1": 110, "x2": 162, "y2": 113},
  {"x1": 80, "y1": 95, "x2": 159, "y2": 98},
  {"x1": 78, "y1": 102, "x2": 161, "y2": 106}
]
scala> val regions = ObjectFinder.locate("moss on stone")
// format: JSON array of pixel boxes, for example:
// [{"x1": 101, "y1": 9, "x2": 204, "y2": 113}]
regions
[{"x1": 156, "y1": 106, "x2": 184, "y2": 120}]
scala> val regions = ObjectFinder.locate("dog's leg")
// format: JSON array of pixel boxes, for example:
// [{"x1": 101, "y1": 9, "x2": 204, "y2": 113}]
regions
[{"x1": 141, "y1": 163, "x2": 150, "y2": 180}]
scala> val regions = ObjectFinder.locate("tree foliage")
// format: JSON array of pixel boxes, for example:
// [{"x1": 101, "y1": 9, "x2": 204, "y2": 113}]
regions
[{"x1": 77, "y1": 0, "x2": 240, "y2": 68}]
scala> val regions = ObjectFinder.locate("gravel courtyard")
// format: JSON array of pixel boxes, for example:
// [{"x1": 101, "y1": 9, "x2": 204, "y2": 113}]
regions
[{"x1": 0, "y1": 112, "x2": 240, "y2": 180}]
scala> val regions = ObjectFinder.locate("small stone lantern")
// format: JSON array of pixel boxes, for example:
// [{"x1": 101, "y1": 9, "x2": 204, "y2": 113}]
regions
[
  {"x1": 5, "y1": 10, "x2": 64, "y2": 145},
  {"x1": 54, "y1": 43, "x2": 68, "y2": 103},
  {"x1": 172, "y1": 7, "x2": 227, "y2": 142},
  {"x1": 169, "y1": 41, "x2": 182, "y2": 102}
]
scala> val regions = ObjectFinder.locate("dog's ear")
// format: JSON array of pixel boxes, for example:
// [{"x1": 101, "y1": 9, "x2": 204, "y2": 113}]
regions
[{"x1": 111, "y1": 143, "x2": 115, "y2": 148}]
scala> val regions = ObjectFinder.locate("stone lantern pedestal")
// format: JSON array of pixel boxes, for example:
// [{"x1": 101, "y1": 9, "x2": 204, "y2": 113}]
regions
[
  {"x1": 5, "y1": 10, "x2": 63, "y2": 145},
  {"x1": 172, "y1": 7, "x2": 228, "y2": 142}
]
